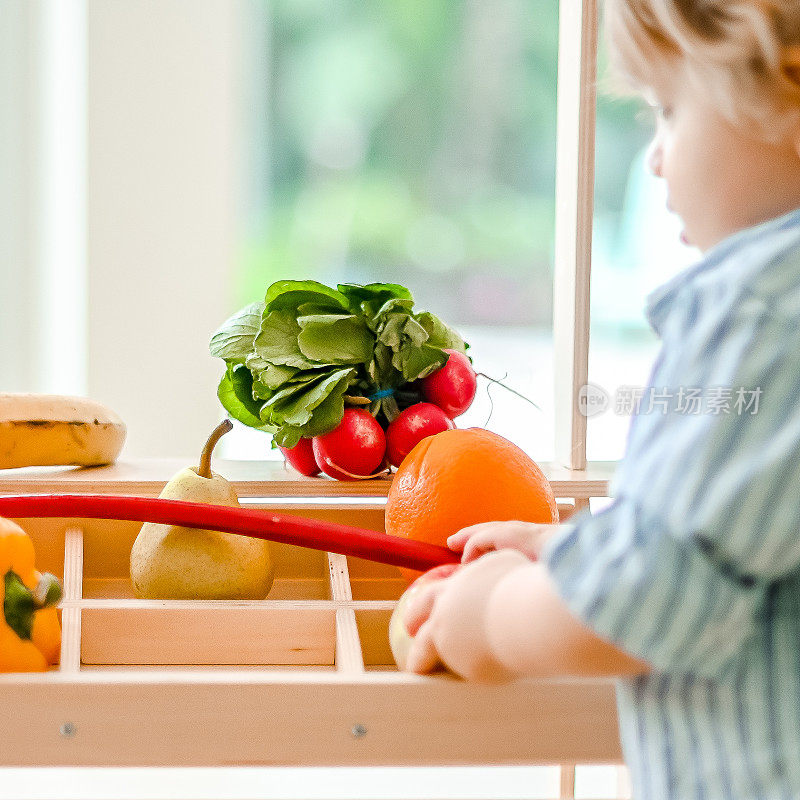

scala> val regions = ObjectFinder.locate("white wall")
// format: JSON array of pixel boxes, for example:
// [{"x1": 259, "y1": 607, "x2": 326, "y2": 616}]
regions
[{"x1": 86, "y1": 0, "x2": 241, "y2": 459}]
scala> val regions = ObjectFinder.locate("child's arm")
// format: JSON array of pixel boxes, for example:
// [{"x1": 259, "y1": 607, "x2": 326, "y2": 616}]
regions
[
  {"x1": 404, "y1": 549, "x2": 651, "y2": 682},
  {"x1": 486, "y1": 560, "x2": 652, "y2": 678}
]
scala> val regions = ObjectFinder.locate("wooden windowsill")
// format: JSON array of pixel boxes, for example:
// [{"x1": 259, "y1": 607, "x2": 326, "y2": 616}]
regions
[{"x1": 0, "y1": 458, "x2": 616, "y2": 499}]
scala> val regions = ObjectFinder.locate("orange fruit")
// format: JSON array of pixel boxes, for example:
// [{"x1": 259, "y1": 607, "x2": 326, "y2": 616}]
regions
[{"x1": 385, "y1": 427, "x2": 559, "y2": 584}]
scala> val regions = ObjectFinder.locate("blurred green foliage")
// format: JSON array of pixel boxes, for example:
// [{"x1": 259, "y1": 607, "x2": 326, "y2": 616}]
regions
[{"x1": 239, "y1": 0, "x2": 650, "y2": 326}]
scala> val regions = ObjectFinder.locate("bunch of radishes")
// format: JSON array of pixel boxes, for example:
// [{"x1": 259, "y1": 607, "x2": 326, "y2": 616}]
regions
[{"x1": 279, "y1": 349, "x2": 478, "y2": 480}]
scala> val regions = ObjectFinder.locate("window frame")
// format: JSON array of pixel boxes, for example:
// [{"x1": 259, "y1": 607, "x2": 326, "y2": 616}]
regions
[
  {"x1": 553, "y1": 0, "x2": 598, "y2": 474},
  {"x1": 9, "y1": 0, "x2": 609, "y2": 484}
]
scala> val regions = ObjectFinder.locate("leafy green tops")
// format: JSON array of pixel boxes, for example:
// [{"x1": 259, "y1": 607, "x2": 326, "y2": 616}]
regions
[{"x1": 209, "y1": 281, "x2": 467, "y2": 447}]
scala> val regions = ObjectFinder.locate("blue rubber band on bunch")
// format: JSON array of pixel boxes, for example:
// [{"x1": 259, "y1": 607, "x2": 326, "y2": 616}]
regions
[{"x1": 368, "y1": 388, "x2": 395, "y2": 400}]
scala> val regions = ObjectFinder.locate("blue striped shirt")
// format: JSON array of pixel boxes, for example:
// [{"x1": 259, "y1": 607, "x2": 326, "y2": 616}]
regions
[{"x1": 540, "y1": 206, "x2": 800, "y2": 800}]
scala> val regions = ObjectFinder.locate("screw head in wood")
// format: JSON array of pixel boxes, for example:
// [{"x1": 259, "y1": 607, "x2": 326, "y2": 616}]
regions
[
  {"x1": 351, "y1": 724, "x2": 367, "y2": 738},
  {"x1": 59, "y1": 722, "x2": 77, "y2": 738}
]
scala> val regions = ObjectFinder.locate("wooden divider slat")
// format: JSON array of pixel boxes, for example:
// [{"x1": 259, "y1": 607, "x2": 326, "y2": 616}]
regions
[
  {"x1": 58, "y1": 608, "x2": 82, "y2": 673},
  {"x1": 329, "y1": 553, "x2": 368, "y2": 672},
  {"x1": 335, "y1": 608, "x2": 365, "y2": 673},
  {"x1": 327, "y1": 552, "x2": 353, "y2": 603},
  {"x1": 557, "y1": 502, "x2": 576, "y2": 522},
  {"x1": 58, "y1": 527, "x2": 84, "y2": 672},
  {"x1": 79, "y1": 604, "x2": 336, "y2": 666},
  {"x1": 65, "y1": 598, "x2": 335, "y2": 611},
  {"x1": 560, "y1": 763, "x2": 576, "y2": 799},
  {"x1": 62, "y1": 527, "x2": 84, "y2": 602}
]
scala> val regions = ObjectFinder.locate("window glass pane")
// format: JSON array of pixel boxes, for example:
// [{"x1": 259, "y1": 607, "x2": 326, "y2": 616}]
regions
[
  {"x1": 225, "y1": 0, "x2": 560, "y2": 462},
  {"x1": 586, "y1": 41, "x2": 700, "y2": 461}
]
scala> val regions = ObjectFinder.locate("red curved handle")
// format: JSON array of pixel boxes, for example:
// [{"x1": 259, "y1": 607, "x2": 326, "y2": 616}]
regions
[{"x1": 0, "y1": 494, "x2": 460, "y2": 573}]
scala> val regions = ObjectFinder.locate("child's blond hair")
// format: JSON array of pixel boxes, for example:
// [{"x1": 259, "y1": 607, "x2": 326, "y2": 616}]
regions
[{"x1": 602, "y1": 0, "x2": 800, "y2": 141}]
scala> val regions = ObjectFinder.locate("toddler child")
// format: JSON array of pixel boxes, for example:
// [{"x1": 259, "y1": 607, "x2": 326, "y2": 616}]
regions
[{"x1": 402, "y1": 2, "x2": 800, "y2": 798}]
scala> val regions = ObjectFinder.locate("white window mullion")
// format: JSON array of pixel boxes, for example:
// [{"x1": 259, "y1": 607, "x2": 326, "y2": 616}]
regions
[
  {"x1": 0, "y1": 1, "x2": 41, "y2": 391},
  {"x1": 553, "y1": 0, "x2": 598, "y2": 471},
  {"x1": 39, "y1": 0, "x2": 87, "y2": 395},
  {"x1": 1, "y1": 0, "x2": 86, "y2": 395}
]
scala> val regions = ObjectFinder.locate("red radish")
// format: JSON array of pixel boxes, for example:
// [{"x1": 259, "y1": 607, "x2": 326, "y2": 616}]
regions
[
  {"x1": 385, "y1": 402, "x2": 455, "y2": 468},
  {"x1": 279, "y1": 438, "x2": 320, "y2": 477},
  {"x1": 312, "y1": 408, "x2": 387, "y2": 481},
  {"x1": 420, "y1": 349, "x2": 477, "y2": 418}
]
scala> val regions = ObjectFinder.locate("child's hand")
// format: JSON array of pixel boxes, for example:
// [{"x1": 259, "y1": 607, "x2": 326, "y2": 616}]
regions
[
  {"x1": 402, "y1": 548, "x2": 530, "y2": 683},
  {"x1": 447, "y1": 521, "x2": 559, "y2": 564}
]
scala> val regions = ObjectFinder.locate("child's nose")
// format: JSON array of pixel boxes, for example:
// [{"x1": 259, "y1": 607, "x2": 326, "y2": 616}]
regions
[{"x1": 646, "y1": 138, "x2": 663, "y2": 177}]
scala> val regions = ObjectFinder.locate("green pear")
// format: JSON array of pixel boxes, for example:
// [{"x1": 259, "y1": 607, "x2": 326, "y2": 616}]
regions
[{"x1": 130, "y1": 420, "x2": 274, "y2": 599}]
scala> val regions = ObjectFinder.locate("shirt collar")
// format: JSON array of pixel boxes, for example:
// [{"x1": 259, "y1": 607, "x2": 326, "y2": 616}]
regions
[{"x1": 644, "y1": 206, "x2": 800, "y2": 335}]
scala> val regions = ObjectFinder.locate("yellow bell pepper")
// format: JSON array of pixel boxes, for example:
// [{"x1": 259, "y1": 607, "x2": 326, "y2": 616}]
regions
[{"x1": 1, "y1": 517, "x2": 62, "y2": 672}]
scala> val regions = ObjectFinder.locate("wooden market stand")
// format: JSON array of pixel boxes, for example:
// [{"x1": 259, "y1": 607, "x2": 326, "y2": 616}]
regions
[{"x1": 0, "y1": 459, "x2": 630, "y2": 799}]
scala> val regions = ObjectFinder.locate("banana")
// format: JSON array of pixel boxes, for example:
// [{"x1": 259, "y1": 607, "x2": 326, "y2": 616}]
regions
[{"x1": 0, "y1": 393, "x2": 126, "y2": 469}]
